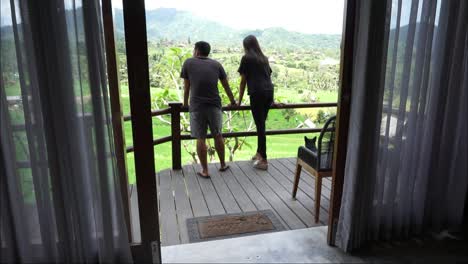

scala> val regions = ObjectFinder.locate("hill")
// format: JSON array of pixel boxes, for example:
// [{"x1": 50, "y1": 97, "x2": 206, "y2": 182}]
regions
[{"x1": 113, "y1": 8, "x2": 341, "y2": 50}]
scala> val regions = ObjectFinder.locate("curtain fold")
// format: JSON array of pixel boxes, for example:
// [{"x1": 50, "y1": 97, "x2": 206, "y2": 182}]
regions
[
  {"x1": 1, "y1": 0, "x2": 132, "y2": 262},
  {"x1": 337, "y1": 0, "x2": 468, "y2": 251}
]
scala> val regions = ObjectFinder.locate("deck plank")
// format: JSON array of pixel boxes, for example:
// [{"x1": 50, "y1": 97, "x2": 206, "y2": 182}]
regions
[
  {"x1": 235, "y1": 161, "x2": 306, "y2": 230},
  {"x1": 214, "y1": 163, "x2": 257, "y2": 213},
  {"x1": 283, "y1": 158, "x2": 332, "y2": 190},
  {"x1": 227, "y1": 162, "x2": 277, "y2": 211},
  {"x1": 266, "y1": 161, "x2": 329, "y2": 225},
  {"x1": 159, "y1": 169, "x2": 180, "y2": 246},
  {"x1": 271, "y1": 159, "x2": 331, "y2": 198},
  {"x1": 207, "y1": 163, "x2": 242, "y2": 214},
  {"x1": 270, "y1": 159, "x2": 331, "y2": 200},
  {"x1": 241, "y1": 161, "x2": 316, "y2": 227},
  {"x1": 188, "y1": 164, "x2": 225, "y2": 216},
  {"x1": 275, "y1": 158, "x2": 332, "y2": 197},
  {"x1": 269, "y1": 159, "x2": 331, "y2": 219},
  {"x1": 181, "y1": 164, "x2": 209, "y2": 217},
  {"x1": 227, "y1": 161, "x2": 289, "y2": 229},
  {"x1": 171, "y1": 169, "x2": 194, "y2": 244}
]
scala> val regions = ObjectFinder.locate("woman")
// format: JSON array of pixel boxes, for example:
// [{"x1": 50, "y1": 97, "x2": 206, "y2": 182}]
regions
[{"x1": 237, "y1": 35, "x2": 276, "y2": 170}]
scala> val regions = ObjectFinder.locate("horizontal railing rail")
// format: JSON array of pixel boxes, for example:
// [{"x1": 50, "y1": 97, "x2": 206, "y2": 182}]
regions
[
  {"x1": 185, "y1": 102, "x2": 338, "y2": 112},
  {"x1": 123, "y1": 108, "x2": 172, "y2": 121},
  {"x1": 180, "y1": 128, "x2": 327, "y2": 140},
  {"x1": 122, "y1": 103, "x2": 338, "y2": 122},
  {"x1": 124, "y1": 101, "x2": 338, "y2": 169},
  {"x1": 125, "y1": 136, "x2": 172, "y2": 153}
]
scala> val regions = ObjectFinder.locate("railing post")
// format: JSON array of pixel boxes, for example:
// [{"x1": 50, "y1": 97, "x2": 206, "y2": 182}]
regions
[{"x1": 169, "y1": 102, "x2": 182, "y2": 170}]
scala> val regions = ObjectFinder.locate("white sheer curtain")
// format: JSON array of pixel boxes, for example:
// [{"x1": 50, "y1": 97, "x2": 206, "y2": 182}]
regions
[
  {"x1": 1, "y1": 0, "x2": 132, "y2": 262},
  {"x1": 337, "y1": 0, "x2": 468, "y2": 251}
]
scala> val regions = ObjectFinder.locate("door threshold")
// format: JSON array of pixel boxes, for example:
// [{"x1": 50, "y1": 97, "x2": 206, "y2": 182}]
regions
[{"x1": 161, "y1": 226, "x2": 359, "y2": 263}]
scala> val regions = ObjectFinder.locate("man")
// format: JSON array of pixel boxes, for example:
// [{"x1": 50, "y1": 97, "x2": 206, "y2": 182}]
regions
[{"x1": 180, "y1": 41, "x2": 236, "y2": 178}]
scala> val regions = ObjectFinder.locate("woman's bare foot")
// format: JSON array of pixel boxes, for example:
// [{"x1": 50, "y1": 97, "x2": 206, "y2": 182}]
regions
[
  {"x1": 253, "y1": 159, "x2": 268, "y2": 170},
  {"x1": 197, "y1": 171, "x2": 210, "y2": 178}
]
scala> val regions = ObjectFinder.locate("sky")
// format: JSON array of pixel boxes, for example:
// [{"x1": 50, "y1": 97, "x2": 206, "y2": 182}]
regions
[{"x1": 112, "y1": 0, "x2": 345, "y2": 35}]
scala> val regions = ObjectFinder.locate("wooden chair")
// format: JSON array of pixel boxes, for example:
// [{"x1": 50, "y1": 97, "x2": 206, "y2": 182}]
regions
[{"x1": 292, "y1": 116, "x2": 336, "y2": 223}]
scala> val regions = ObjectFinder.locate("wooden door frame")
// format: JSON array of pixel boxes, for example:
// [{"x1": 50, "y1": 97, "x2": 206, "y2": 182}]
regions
[
  {"x1": 121, "y1": 0, "x2": 161, "y2": 262},
  {"x1": 103, "y1": 0, "x2": 357, "y2": 257},
  {"x1": 327, "y1": 0, "x2": 356, "y2": 246},
  {"x1": 101, "y1": 0, "x2": 132, "y2": 242}
]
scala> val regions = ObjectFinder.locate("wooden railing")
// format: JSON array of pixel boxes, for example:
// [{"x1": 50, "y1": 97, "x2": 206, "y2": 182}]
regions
[{"x1": 124, "y1": 102, "x2": 338, "y2": 170}]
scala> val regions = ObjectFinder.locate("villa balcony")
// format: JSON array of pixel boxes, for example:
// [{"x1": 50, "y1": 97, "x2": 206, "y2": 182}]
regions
[
  {"x1": 123, "y1": 102, "x2": 336, "y2": 246},
  {"x1": 119, "y1": 102, "x2": 419, "y2": 249}
]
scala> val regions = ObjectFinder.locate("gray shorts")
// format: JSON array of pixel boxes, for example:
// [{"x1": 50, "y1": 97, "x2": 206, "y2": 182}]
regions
[{"x1": 190, "y1": 106, "x2": 223, "y2": 139}]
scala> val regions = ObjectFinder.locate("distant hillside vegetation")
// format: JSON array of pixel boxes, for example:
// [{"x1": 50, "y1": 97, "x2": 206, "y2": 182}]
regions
[{"x1": 113, "y1": 8, "x2": 341, "y2": 50}]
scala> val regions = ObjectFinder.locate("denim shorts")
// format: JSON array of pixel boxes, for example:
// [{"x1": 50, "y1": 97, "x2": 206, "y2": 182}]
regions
[{"x1": 190, "y1": 106, "x2": 223, "y2": 139}]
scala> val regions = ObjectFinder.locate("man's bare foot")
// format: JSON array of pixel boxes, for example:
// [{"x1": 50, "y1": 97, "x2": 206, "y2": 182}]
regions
[
  {"x1": 197, "y1": 171, "x2": 210, "y2": 178},
  {"x1": 219, "y1": 164, "x2": 230, "y2": 172}
]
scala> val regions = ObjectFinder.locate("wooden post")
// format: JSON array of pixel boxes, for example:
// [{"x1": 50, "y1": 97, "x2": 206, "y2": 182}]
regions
[
  {"x1": 100, "y1": 0, "x2": 132, "y2": 242},
  {"x1": 122, "y1": 0, "x2": 161, "y2": 262},
  {"x1": 327, "y1": 0, "x2": 356, "y2": 246},
  {"x1": 169, "y1": 102, "x2": 183, "y2": 170}
]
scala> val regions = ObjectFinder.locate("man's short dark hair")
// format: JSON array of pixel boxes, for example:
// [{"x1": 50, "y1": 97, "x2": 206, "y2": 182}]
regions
[{"x1": 195, "y1": 41, "x2": 211, "y2": 56}]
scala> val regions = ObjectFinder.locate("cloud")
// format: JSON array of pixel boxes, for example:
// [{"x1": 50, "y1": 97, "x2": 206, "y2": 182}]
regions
[{"x1": 1, "y1": 0, "x2": 13, "y2": 26}]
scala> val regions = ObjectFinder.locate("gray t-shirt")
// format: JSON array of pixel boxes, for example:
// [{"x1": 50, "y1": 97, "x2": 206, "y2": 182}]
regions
[{"x1": 180, "y1": 57, "x2": 227, "y2": 112}]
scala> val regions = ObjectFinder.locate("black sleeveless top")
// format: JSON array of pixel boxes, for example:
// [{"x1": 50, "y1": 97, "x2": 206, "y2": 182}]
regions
[{"x1": 238, "y1": 55, "x2": 273, "y2": 95}]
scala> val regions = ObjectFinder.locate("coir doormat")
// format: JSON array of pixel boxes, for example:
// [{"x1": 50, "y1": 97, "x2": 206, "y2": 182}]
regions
[{"x1": 187, "y1": 210, "x2": 285, "y2": 243}]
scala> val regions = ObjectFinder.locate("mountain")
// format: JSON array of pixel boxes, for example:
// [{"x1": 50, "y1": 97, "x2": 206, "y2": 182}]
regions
[{"x1": 113, "y1": 8, "x2": 341, "y2": 50}]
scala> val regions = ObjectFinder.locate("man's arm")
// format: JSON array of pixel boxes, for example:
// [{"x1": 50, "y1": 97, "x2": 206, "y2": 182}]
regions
[
  {"x1": 220, "y1": 78, "x2": 236, "y2": 105},
  {"x1": 238, "y1": 75, "x2": 247, "y2": 106},
  {"x1": 183, "y1": 79, "x2": 190, "y2": 107}
]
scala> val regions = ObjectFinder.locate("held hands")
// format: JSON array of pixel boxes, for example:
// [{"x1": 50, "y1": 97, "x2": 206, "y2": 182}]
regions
[
  {"x1": 271, "y1": 102, "x2": 285, "y2": 107},
  {"x1": 224, "y1": 101, "x2": 283, "y2": 107}
]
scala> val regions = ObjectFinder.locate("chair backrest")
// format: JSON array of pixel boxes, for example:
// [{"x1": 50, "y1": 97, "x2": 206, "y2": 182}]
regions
[{"x1": 317, "y1": 115, "x2": 336, "y2": 170}]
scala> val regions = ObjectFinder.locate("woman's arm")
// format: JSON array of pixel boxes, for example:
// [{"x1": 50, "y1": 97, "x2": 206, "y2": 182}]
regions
[{"x1": 238, "y1": 75, "x2": 247, "y2": 105}]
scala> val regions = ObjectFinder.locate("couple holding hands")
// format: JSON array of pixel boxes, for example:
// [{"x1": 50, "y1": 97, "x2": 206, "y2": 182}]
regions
[{"x1": 181, "y1": 35, "x2": 279, "y2": 178}]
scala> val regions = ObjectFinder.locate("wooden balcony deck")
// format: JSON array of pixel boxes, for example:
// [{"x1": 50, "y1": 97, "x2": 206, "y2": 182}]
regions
[{"x1": 129, "y1": 158, "x2": 332, "y2": 247}]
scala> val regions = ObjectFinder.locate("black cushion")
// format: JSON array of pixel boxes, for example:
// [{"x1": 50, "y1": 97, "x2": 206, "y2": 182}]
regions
[
  {"x1": 298, "y1": 146, "x2": 318, "y2": 169},
  {"x1": 298, "y1": 146, "x2": 332, "y2": 172}
]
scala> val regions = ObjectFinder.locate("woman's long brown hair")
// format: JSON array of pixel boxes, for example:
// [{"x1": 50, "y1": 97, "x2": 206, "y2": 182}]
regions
[{"x1": 243, "y1": 35, "x2": 269, "y2": 64}]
